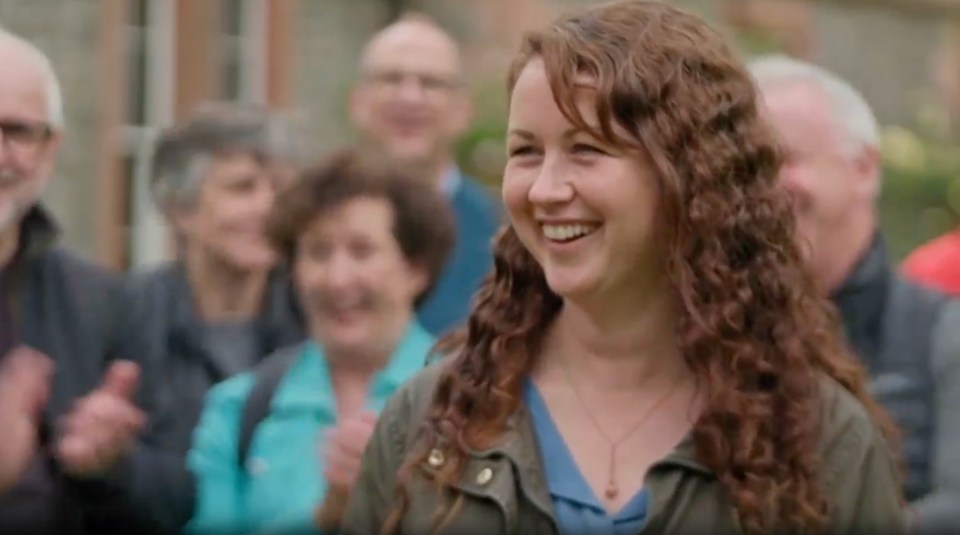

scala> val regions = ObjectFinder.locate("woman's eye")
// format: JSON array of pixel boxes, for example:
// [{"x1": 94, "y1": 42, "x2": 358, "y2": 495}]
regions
[
  {"x1": 572, "y1": 143, "x2": 604, "y2": 154},
  {"x1": 509, "y1": 145, "x2": 538, "y2": 157}
]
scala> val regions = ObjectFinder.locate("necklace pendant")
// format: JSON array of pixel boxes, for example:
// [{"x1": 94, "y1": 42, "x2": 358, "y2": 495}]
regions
[{"x1": 604, "y1": 484, "x2": 619, "y2": 500}]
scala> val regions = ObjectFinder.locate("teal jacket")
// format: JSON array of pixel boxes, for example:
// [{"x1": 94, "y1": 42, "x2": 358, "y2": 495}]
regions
[{"x1": 185, "y1": 322, "x2": 434, "y2": 535}]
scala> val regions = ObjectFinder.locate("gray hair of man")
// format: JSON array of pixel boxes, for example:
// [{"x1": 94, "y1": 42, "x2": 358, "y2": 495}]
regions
[
  {"x1": 0, "y1": 28, "x2": 65, "y2": 129},
  {"x1": 151, "y1": 101, "x2": 305, "y2": 212},
  {"x1": 747, "y1": 54, "x2": 881, "y2": 157}
]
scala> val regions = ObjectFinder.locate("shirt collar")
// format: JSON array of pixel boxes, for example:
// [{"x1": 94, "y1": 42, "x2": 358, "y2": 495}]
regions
[
  {"x1": 829, "y1": 233, "x2": 889, "y2": 367},
  {"x1": 439, "y1": 166, "x2": 462, "y2": 198},
  {"x1": 523, "y1": 379, "x2": 593, "y2": 504},
  {"x1": 369, "y1": 320, "x2": 435, "y2": 396},
  {"x1": 14, "y1": 204, "x2": 59, "y2": 264},
  {"x1": 275, "y1": 320, "x2": 435, "y2": 410}
]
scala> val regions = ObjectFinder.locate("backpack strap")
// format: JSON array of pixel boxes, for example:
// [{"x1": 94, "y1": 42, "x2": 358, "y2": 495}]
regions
[{"x1": 237, "y1": 347, "x2": 301, "y2": 471}]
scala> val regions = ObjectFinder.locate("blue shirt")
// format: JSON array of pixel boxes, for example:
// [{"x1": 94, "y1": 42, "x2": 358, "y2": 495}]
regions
[
  {"x1": 186, "y1": 322, "x2": 434, "y2": 535},
  {"x1": 416, "y1": 171, "x2": 500, "y2": 337},
  {"x1": 524, "y1": 380, "x2": 650, "y2": 535}
]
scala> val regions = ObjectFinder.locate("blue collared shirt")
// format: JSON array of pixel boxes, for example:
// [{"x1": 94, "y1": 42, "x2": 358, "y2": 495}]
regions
[
  {"x1": 524, "y1": 379, "x2": 650, "y2": 535},
  {"x1": 186, "y1": 322, "x2": 434, "y2": 535},
  {"x1": 415, "y1": 169, "x2": 500, "y2": 336},
  {"x1": 439, "y1": 165, "x2": 462, "y2": 198}
]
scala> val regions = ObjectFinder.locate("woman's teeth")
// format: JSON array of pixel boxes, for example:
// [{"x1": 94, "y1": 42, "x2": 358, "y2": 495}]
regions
[{"x1": 542, "y1": 224, "x2": 599, "y2": 242}]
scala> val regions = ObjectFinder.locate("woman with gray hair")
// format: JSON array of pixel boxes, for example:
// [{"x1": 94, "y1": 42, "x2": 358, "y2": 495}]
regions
[{"x1": 129, "y1": 101, "x2": 307, "y2": 457}]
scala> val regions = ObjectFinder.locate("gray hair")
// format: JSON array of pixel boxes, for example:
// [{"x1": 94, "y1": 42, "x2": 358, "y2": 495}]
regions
[
  {"x1": 151, "y1": 101, "x2": 305, "y2": 210},
  {"x1": 0, "y1": 28, "x2": 65, "y2": 129},
  {"x1": 747, "y1": 54, "x2": 880, "y2": 155}
]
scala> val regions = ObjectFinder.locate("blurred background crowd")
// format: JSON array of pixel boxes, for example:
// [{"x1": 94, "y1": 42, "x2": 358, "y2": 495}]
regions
[
  {"x1": 1, "y1": 0, "x2": 958, "y2": 267},
  {"x1": 1, "y1": 0, "x2": 959, "y2": 534}
]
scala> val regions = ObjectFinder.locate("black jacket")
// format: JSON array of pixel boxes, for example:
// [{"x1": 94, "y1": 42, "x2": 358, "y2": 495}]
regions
[
  {"x1": 0, "y1": 207, "x2": 192, "y2": 535},
  {"x1": 831, "y1": 234, "x2": 960, "y2": 532},
  {"x1": 127, "y1": 261, "x2": 305, "y2": 457}
]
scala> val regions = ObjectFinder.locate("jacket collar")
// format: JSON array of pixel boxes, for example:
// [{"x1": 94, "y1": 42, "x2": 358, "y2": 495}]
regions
[
  {"x1": 831, "y1": 232, "x2": 890, "y2": 302},
  {"x1": 475, "y1": 389, "x2": 713, "y2": 467},
  {"x1": 448, "y1": 389, "x2": 713, "y2": 524},
  {"x1": 4, "y1": 206, "x2": 59, "y2": 330},
  {"x1": 829, "y1": 233, "x2": 890, "y2": 367},
  {"x1": 273, "y1": 320, "x2": 434, "y2": 412},
  {"x1": 10, "y1": 205, "x2": 59, "y2": 267},
  {"x1": 167, "y1": 263, "x2": 305, "y2": 378}
]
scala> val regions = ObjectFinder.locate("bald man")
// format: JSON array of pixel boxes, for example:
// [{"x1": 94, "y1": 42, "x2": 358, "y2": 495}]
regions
[
  {"x1": 349, "y1": 13, "x2": 500, "y2": 337},
  {"x1": 0, "y1": 29, "x2": 190, "y2": 535}
]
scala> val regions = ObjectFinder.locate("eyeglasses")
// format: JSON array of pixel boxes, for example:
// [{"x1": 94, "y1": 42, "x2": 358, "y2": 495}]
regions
[
  {"x1": 0, "y1": 120, "x2": 54, "y2": 158},
  {"x1": 363, "y1": 69, "x2": 464, "y2": 96}
]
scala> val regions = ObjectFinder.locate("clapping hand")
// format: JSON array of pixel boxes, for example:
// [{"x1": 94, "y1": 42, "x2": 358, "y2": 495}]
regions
[
  {"x1": 316, "y1": 410, "x2": 378, "y2": 532},
  {"x1": 0, "y1": 347, "x2": 53, "y2": 492},
  {"x1": 55, "y1": 361, "x2": 145, "y2": 478}
]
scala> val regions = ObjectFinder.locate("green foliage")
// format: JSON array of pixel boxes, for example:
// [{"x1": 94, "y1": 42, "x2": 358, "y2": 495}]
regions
[
  {"x1": 880, "y1": 167, "x2": 955, "y2": 261},
  {"x1": 455, "y1": 78, "x2": 508, "y2": 187},
  {"x1": 455, "y1": 117, "x2": 505, "y2": 187},
  {"x1": 879, "y1": 118, "x2": 960, "y2": 260}
]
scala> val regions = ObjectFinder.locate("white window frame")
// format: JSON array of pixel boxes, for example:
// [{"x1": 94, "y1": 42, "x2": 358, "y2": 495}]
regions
[
  {"x1": 241, "y1": 0, "x2": 268, "y2": 103},
  {"x1": 123, "y1": 0, "x2": 268, "y2": 269},
  {"x1": 221, "y1": 0, "x2": 268, "y2": 103},
  {"x1": 125, "y1": 0, "x2": 176, "y2": 269}
]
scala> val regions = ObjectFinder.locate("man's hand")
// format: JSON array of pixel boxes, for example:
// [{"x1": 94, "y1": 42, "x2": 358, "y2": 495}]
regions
[
  {"x1": 55, "y1": 361, "x2": 145, "y2": 478},
  {"x1": 0, "y1": 347, "x2": 53, "y2": 492},
  {"x1": 316, "y1": 411, "x2": 378, "y2": 532}
]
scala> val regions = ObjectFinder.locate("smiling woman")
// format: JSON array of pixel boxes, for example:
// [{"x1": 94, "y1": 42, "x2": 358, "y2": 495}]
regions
[
  {"x1": 340, "y1": 1, "x2": 909, "y2": 535},
  {"x1": 184, "y1": 148, "x2": 456, "y2": 535},
  {"x1": 130, "y1": 102, "x2": 307, "y2": 459},
  {"x1": 266, "y1": 149, "x2": 457, "y2": 351},
  {"x1": 503, "y1": 59, "x2": 663, "y2": 304}
]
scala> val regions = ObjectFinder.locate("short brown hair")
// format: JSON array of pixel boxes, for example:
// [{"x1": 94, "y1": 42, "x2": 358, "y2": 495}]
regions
[{"x1": 267, "y1": 149, "x2": 456, "y2": 306}]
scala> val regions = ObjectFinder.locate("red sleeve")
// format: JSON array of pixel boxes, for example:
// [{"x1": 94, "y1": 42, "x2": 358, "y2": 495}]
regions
[{"x1": 901, "y1": 236, "x2": 960, "y2": 295}]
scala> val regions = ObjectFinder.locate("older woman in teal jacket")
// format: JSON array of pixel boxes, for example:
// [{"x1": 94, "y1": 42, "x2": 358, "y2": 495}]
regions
[{"x1": 185, "y1": 150, "x2": 456, "y2": 535}]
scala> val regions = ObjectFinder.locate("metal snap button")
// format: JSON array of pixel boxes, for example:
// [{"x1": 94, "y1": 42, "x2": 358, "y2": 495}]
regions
[
  {"x1": 427, "y1": 448, "x2": 445, "y2": 467},
  {"x1": 476, "y1": 467, "x2": 493, "y2": 485}
]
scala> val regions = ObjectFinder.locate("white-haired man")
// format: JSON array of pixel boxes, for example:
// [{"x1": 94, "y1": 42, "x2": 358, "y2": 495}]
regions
[
  {"x1": 0, "y1": 29, "x2": 188, "y2": 535},
  {"x1": 750, "y1": 54, "x2": 960, "y2": 534}
]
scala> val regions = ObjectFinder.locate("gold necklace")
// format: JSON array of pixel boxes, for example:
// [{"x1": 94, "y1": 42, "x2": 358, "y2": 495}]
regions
[{"x1": 558, "y1": 359, "x2": 683, "y2": 501}]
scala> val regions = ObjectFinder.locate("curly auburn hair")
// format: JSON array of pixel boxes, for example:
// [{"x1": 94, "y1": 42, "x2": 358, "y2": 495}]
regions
[{"x1": 384, "y1": 1, "x2": 899, "y2": 534}]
